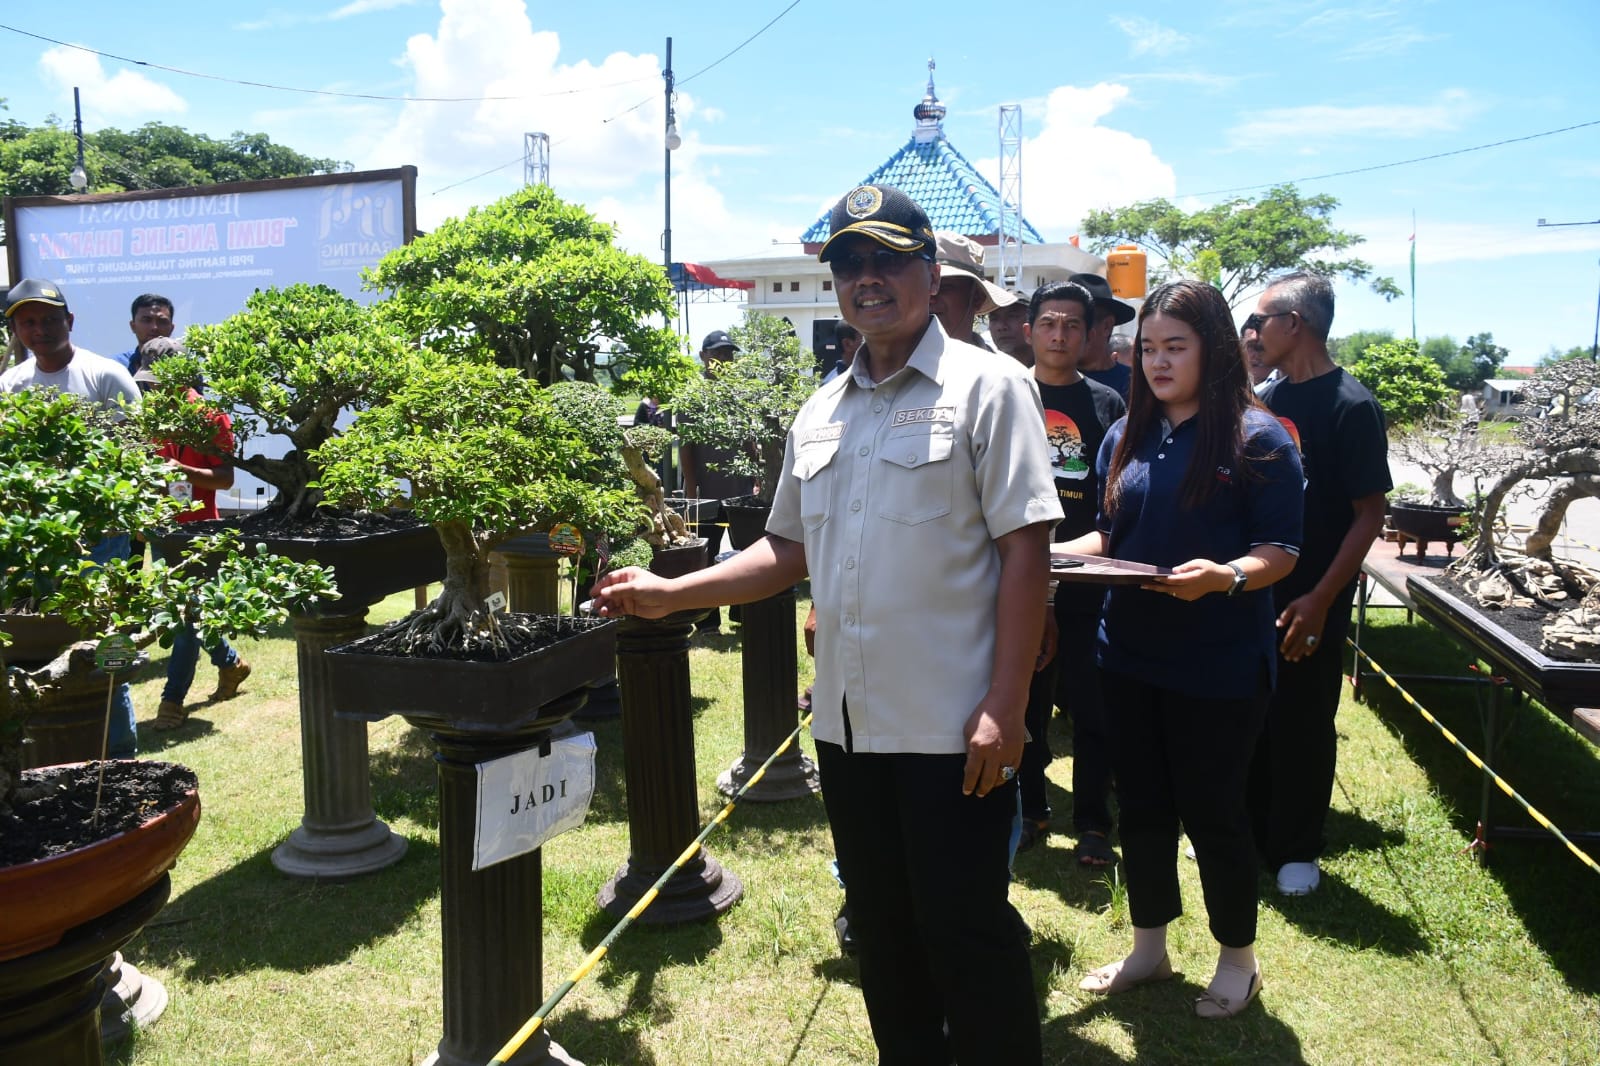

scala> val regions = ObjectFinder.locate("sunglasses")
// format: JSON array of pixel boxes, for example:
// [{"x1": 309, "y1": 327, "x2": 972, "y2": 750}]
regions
[
  {"x1": 1249, "y1": 310, "x2": 1296, "y2": 330},
  {"x1": 828, "y1": 248, "x2": 932, "y2": 281}
]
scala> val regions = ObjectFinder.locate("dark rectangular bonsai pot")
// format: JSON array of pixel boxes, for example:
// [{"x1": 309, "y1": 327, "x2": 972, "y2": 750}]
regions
[{"x1": 326, "y1": 614, "x2": 617, "y2": 734}]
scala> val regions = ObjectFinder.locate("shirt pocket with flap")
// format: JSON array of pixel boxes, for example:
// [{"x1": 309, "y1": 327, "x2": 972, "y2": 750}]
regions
[
  {"x1": 794, "y1": 440, "x2": 840, "y2": 531},
  {"x1": 876, "y1": 423, "x2": 955, "y2": 525}
]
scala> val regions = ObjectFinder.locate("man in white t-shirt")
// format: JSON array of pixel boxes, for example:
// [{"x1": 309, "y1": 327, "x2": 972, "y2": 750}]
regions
[
  {"x1": 2, "y1": 279, "x2": 141, "y2": 415},
  {"x1": 3, "y1": 278, "x2": 142, "y2": 758}
]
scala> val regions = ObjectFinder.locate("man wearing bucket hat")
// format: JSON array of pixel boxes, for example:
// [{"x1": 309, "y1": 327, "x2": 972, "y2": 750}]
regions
[
  {"x1": 929, "y1": 231, "x2": 1018, "y2": 351},
  {"x1": 1069, "y1": 272, "x2": 1137, "y2": 398},
  {"x1": 592, "y1": 182, "x2": 1060, "y2": 1065}
]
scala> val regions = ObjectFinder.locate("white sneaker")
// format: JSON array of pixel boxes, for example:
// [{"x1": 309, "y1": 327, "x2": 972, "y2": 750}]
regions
[{"x1": 1277, "y1": 861, "x2": 1321, "y2": 896}]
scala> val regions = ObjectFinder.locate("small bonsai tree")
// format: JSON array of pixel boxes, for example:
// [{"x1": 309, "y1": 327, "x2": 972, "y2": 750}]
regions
[
  {"x1": 669, "y1": 311, "x2": 817, "y2": 506},
  {"x1": 364, "y1": 183, "x2": 698, "y2": 396},
  {"x1": 1, "y1": 390, "x2": 336, "y2": 814},
  {"x1": 1390, "y1": 415, "x2": 1516, "y2": 507},
  {"x1": 137, "y1": 283, "x2": 414, "y2": 521},
  {"x1": 313, "y1": 359, "x2": 640, "y2": 656}
]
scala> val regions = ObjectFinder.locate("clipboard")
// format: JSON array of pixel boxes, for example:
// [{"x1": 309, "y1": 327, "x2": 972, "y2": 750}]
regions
[{"x1": 1050, "y1": 552, "x2": 1173, "y2": 585}]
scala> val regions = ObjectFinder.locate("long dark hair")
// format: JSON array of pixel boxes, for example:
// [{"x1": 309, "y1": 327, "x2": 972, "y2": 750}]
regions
[{"x1": 1105, "y1": 280, "x2": 1259, "y2": 516}]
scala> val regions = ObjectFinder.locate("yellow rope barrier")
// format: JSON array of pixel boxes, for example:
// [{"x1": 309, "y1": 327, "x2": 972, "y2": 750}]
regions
[
  {"x1": 1348, "y1": 639, "x2": 1600, "y2": 876},
  {"x1": 486, "y1": 712, "x2": 817, "y2": 1065}
]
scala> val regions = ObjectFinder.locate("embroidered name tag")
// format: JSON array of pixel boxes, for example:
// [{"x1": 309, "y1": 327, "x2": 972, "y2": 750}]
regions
[
  {"x1": 891, "y1": 406, "x2": 955, "y2": 427},
  {"x1": 802, "y1": 422, "x2": 846, "y2": 445}
]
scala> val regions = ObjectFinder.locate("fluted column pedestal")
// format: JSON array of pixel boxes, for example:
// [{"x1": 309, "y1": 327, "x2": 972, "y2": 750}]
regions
[
  {"x1": 272, "y1": 608, "x2": 407, "y2": 879},
  {"x1": 717, "y1": 587, "x2": 818, "y2": 802},
  {"x1": 598, "y1": 610, "x2": 741, "y2": 924}
]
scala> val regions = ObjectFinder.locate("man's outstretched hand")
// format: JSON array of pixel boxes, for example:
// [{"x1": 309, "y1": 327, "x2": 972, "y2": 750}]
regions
[{"x1": 590, "y1": 567, "x2": 675, "y2": 619}]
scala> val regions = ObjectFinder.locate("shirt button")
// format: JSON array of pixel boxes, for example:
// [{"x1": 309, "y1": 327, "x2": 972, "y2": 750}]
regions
[
  {"x1": 859, "y1": 446, "x2": 870, "y2": 456},
  {"x1": 873, "y1": 403, "x2": 884, "y2": 413},
  {"x1": 1166, "y1": 437, "x2": 1174, "y2": 444},
  {"x1": 850, "y1": 500, "x2": 862, "y2": 512},
  {"x1": 846, "y1": 557, "x2": 856, "y2": 569},
  {"x1": 906, "y1": 453, "x2": 917, "y2": 463},
  {"x1": 1157, "y1": 453, "x2": 1166, "y2": 459},
  {"x1": 845, "y1": 615, "x2": 856, "y2": 627}
]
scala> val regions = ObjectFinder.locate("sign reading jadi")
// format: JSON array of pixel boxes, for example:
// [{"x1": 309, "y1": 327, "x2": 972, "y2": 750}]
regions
[{"x1": 472, "y1": 731, "x2": 597, "y2": 871}]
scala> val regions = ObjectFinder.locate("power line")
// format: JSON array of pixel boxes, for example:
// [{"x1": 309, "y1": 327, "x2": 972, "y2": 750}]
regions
[
  {"x1": 0, "y1": 22, "x2": 656, "y2": 102},
  {"x1": 1181, "y1": 118, "x2": 1600, "y2": 198},
  {"x1": 678, "y1": 0, "x2": 802, "y2": 87}
]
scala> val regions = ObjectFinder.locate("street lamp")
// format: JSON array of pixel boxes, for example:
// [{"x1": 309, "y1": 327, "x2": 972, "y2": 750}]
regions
[{"x1": 69, "y1": 86, "x2": 87, "y2": 192}]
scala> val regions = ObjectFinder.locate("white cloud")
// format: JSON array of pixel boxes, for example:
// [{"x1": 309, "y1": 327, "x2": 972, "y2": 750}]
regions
[
  {"x1": 972, "y1": 83, "x2": 1177, "y2": 237},
  {"x1": 1226, "y1": 90, "x2": 1477, "y2": 150},
  {"x1": 37, "y1": 46, "x2": 188, "y2": 121},
  {"x1": 329, "y1": 0, "x2": 419, "y2": 18},
  {"x1": 237, "y1": 0, "x2": 420, "y2": 31},
  {"x1": 1111, "y1": 16, "x2": 1191, "y2": 57}
]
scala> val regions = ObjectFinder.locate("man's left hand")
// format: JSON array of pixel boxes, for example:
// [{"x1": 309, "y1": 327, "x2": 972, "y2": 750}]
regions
[
  {"x1": 961, "y1": 696, "x2": 1025, "y2": 797},
  {"x1": 1277, "y1": 592, "x2": 1329, "y2": 661}
]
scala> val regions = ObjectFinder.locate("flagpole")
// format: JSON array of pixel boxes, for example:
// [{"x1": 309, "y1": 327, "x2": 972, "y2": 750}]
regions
[{"x1": 1409, "y1": 210, "x2": 1417, "y2": 344}]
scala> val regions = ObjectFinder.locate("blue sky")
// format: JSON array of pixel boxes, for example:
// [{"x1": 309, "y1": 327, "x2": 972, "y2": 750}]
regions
[{"x1": 2, "y1": 0, "x2": 1597, "y2": 362}]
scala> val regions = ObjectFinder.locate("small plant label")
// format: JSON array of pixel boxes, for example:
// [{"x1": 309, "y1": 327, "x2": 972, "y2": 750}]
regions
[
  {"x1": 472, "y1": 730, "x2": 597, "y2": 871},
  {"x1": 548, "y1": 522, "x2": 584, "y2": 556},
  {"x1": 93, "y1": 633, "x2": 139, "y2": 672},
  {"x1": 485, "y1": 591, "x2": 508, "y2": 614}
]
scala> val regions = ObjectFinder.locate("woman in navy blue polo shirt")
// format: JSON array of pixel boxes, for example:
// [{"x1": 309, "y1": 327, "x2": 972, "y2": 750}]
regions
[{"x1": 1058, "y1": 280, "x2": 1303, "y2": 1019}]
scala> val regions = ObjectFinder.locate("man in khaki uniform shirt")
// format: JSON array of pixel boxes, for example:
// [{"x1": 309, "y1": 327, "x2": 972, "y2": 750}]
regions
[{"x1": 593, "y1": 184, "x2": 1060, "y2": 1065}]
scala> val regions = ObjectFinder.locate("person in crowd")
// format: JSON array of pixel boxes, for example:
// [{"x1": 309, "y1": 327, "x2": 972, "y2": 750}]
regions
[
  {"x1": 633, "y1": 395, "x2": 665, "y2": 427},
  {"x1": 987, "y1": 288, "x2": 1033, "y2": 365},
  {"x1": 1241, "y1": 314, "x2": 1277, "y2": 390},
  {"x1": 116, "y1": 293, "x2": 176, "y2": 373},
  {"x1": 134, "y1": 338, "x2": 253, "y2": 730},
  {"x1": 2, "y1": 278, "x2": 142, "y2": 757},
  {"x1": 1058, "y1": 279, "x2": 1303, "y2": 1019},
  {"x1": 822, "y1": 322, "x2": 861, "y2": 384},
  {"x1": 1070, "y1": 273, "x2": 1137, "y2": 398},
  {"x1": 1249, "y1": 272, "x2": 1391, "y2": 896},
  {"x1": 679, "y1": 329, "x2": 756, "y2": 634},
  {"x1": 593, "y1": 183, "x2": 1059, "y2": 1065},
  {"x1": 928, "y1": 231, "x2": 1018, "y2": 350},
  {"x1": 1020, "y1": 281, "x2": 1126, "y2": 863},
  {"x1": 1109, "y1": 331, "x2": 1135, "y2": 371}
]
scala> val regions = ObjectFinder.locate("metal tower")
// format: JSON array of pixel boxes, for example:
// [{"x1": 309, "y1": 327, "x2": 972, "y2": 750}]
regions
[
  {"x1": 996, "y1": 104, "x2": 1023, "y2": 291},
  {"x1": 523, "y1": 133, "x2": 550, "y2": 187}
]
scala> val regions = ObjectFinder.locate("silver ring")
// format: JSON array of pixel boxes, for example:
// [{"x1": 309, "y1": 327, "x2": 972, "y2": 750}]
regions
[
  {"x1": 1305, "y1": 635, "x2": 1319, "y2": 647},
  {"x1": 999, "y1": 765, "x2": 1016, "y2": 781}
]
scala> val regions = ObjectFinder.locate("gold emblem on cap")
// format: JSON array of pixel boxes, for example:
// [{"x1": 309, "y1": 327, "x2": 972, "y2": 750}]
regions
[
  {"x1": 42, "y1": 287, "x2": 59, "y2": 298},
  {"x1": 845, "y1": 185, "x2": 883, "y2": 219}
]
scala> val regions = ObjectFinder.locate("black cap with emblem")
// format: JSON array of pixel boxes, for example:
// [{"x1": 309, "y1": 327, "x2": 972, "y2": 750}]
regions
[{"x1": 817, "y1": 184, "x2": 937, "y2": 263}]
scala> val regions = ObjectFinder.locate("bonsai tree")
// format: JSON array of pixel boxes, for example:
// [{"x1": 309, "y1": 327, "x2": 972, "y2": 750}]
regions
[
  {"x1": 1390, "y1": 415, "x2": 1516, "y2": 508},
  {"x1": 1, "y1": 389, "x2": 336, "y2": 813},
  {"x1": 312, "y1": 359, "x2": 641, "y2": 657},
  {"x1": 137, "y1": 283, "x2": 414, "y2": 521},
  {"x1": 669, "y1": 311, "x2": 817, "y2": 506},
  {"x1": 364, "y1": 183, "x2": 697, "y2": 396}
]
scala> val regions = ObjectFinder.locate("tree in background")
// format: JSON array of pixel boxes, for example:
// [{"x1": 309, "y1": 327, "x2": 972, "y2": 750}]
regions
[
  {"x1": 1539, "y1": 344, "x2": 1595, "y2": 366},
  {"x1": 1329, "y1": 329, "x2": 1397, "y2": 365},
  {"x1": 365, "y1": 183, "x2": 695, "y2": 395},
  {"x1": 1347, "y1": 337, "x2": 1449, "y2": 427},
  {"x1": 1081, "y1": 184, "x2": 1402, "y2": 308},
  {"x1": 0, "y1": 105, "x2": 344, "y2": 244}
]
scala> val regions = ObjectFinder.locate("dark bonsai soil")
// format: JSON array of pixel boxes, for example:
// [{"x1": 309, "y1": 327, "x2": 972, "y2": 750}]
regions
[
  {"x1": 180, "y1": 507, "x2": 427, "y2": 540},
  {"x1": 1, "y1": 762, "x2": 198, "y2": 866},
  {"x1": 343, "y1": 612, "x2": 610, "y2": 663},
  {"x1": 1436, "y1": 571, "x2": 1592, "y2": 663}
]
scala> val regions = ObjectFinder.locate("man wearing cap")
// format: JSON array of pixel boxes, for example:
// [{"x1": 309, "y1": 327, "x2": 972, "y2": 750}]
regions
[
  {"x1": 929, "y1": 231, "x2": 1019, "y2": 351},
  {"x1": 1069, "y1": 272, "x2": 1138, "y2": 398},
  {"x1": 986, "y1": 288, "x2": 1033, "y2": 366},
  {"x1": 135, "y1": 338, "x2": 253, "y2": 729},
  {"x1": 593, "y1": 183, "x2": 1059, "y2": 1065},
  {"x1": 3, "y1": 278, "x2": 142, "y2": 757},
  {"x1": 116, "y1": 293, "x2": 177, "y2": 373}
]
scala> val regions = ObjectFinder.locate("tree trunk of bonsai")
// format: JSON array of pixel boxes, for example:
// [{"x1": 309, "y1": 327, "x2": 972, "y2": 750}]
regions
[{"x1": 1524, "y1": 475, "x2": 1600, "y2": 560}]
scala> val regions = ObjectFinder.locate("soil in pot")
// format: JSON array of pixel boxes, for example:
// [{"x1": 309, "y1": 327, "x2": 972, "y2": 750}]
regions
[
  {"x1": 1, "y1": 762, "x2": 198, "y2": 866},
  {"x1": 178, "y1": 506, "x2": 428, "y2": 540},
  {"x1": 341, "y1": 612, "x2": 610, "y2": 663},
  {"x1": 1435, "y1": 571, "x2": 1595, "y2": 664}
]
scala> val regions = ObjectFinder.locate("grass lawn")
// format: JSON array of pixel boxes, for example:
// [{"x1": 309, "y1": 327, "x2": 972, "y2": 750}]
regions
[{"x1": 107, "y1": 591, "x2": 1600, "y2": 1065}]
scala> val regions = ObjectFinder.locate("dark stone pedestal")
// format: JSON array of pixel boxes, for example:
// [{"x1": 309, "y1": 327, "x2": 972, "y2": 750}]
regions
[
  {"x1": 97, "y1": 951, "x2": 166, "y2": 1041},
  {"x1": 717, "y1": 587, "x2": 818, "y2": 802},
  {"x1": 599, "y1": 611, "x2": 742, "y2": 924},
  {"x1": 418, "y1": 691, "x2": 588, "y2": 1066},
  {"x1": 0, "y1": 876, "x2": 170, "y2": 1066},
  {"x1": 272, "y1": 608, "x2": 408, "y2": 880}
]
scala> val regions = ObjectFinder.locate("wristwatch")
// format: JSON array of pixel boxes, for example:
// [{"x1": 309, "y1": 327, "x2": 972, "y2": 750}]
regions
[{"x1": 1225, "y1": 562, "x2": 1248, "y2": 597}]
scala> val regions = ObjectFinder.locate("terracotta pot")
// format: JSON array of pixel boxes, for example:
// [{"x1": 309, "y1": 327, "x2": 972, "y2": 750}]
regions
[
  {"x1": 0, "y1": 613, "x2": 84, "y2": 668},
  {"x1": 327, "y1": 614, "x2": 618, "y2": 734},
  {"x1": 0, "y1": 764, "x2": 200, "y2": 963}
]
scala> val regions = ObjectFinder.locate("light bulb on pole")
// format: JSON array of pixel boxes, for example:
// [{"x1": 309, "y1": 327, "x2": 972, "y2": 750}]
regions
[
  {"x1": 665, "y1": 120, "x2": 682, "y2": 152},
  {"x1": 70, "y1": 86, "x2": 88, "y2": 192}
]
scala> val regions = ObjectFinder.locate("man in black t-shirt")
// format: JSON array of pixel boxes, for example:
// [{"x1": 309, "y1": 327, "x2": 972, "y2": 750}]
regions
[
  {"x1": 1017, "y1": 281, "x2": 1126, "y2": 863},
  {"x1": 1251, "y1": 272, "x2": 1391, "y2": 896}
]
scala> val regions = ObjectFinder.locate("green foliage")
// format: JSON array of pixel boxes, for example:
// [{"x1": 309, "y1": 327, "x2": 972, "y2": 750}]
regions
[
  {"x1": 671, "y1": 311, "x2": 817, "y2": 504},
  {"x1": 1, "y1": 389, "x2": 335, "y2": 806},
  {"x1": 1081, "y1": 183, "x2": 1400, "y2": 307},
  {"x1": 364, "y1": 184, "x2": 695, "y2": 392},
  {"x1": 1423, "y1": 332, "x2": 1508, "y2": 392},
  {"x1": 313, "y1": 360, "x2": 640, "y2": 645},
  {"x1": 1330, "y1": 329, "x2": 1398, "y2": 366},
  {"x1": 1348, "y1": 338, "x2": 1450, "y2": 427},
  {"x1": 0, "y1": 112, "x2": 343, "y2": 243},
  {"x1": 1539, "y1": 343, "x2": 1596, "y2": 366},
  {"x1": 139, "y1": 284, "x2": 416, "y2": 519}
]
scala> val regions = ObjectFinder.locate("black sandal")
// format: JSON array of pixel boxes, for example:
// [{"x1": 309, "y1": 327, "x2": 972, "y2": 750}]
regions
[
  {"x1": 1075, "y1": 831, "x2": 1117, "y2": 867},
  {"x1": 1017, "y1": 819, "x2": 1050, "y2": 852}
]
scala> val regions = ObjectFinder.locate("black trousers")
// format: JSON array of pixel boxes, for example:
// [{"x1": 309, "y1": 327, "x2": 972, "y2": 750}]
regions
[
  {"x1": 1052, "y1": 607, "x2": 1115, "y2": 835},
  {"x1": 1101, "y1": 670, "x2": 1269, "y2": 947},
  {"x1": 816, "y1": 740, "x2": 1041, "y2": 1066},
  {"x1": 1019, "y1": 654, "x2": 1059, "y2": 824},
  {"x1": 1249, "y1": 585, "x2": 1354, "y2": 868}
]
